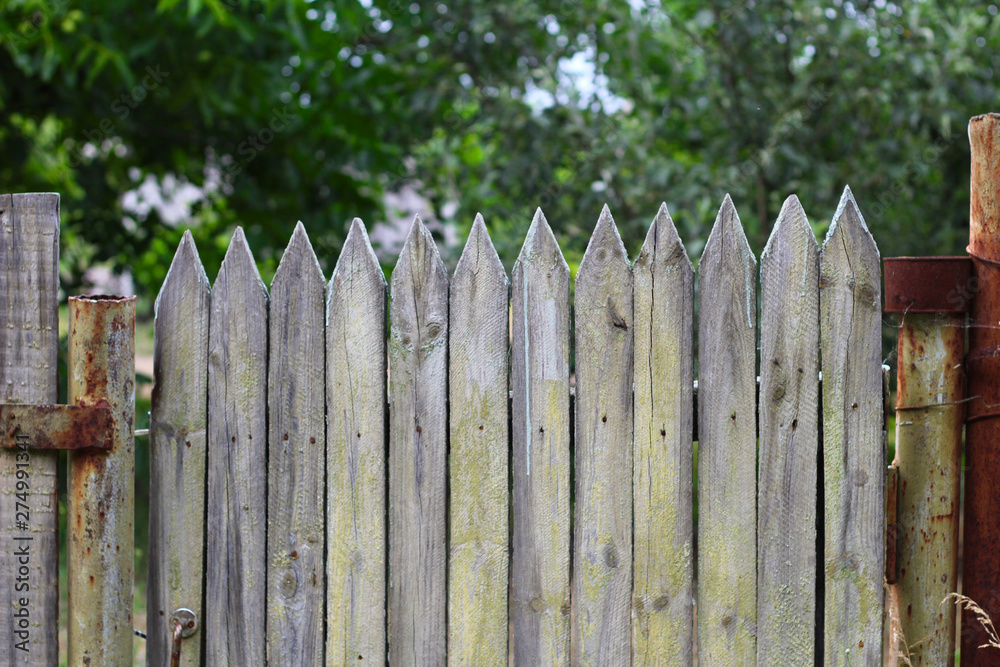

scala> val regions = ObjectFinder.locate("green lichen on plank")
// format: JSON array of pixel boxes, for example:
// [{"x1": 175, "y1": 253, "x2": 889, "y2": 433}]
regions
[
  {"x1": 632, "y1": 204, "x2": 694, "y2": 666},
  {"x1": 820, "y1": 186, "x2": 883, "y2": 666}
]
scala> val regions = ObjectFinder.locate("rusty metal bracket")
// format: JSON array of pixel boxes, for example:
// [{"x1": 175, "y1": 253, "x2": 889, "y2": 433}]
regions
[
  {"x1": 169, "y1": 608, "x2": 198, "y2": 667},
  {"x1": 883, "y1": 256, "x2": 973, "y2": 313},
  {"x1": 0, "y1": 401, "x2": 114, "y2": 451}
]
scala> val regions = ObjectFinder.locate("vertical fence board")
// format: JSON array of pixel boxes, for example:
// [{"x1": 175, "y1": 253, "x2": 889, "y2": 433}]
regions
[
  {"x1": 326, "y1": 219, "x2": 387, "y2": 663},
  {"x1": 148, "y1": 231, "x2": 210, "y2": 667},
  {"x1": 0, "y1": 193, "x2": 59, "y2": 665},
  {"x1": 510, "y1": 209, "x2": 571, "y2": 665},
  {"x1": 757, "y1": 195, "x2": 820, "y2": 665},
  {"x1": 820, "y1": 186, "x2": 884, "y2": 666},
  {"x1": 266, "y1": 223, "x2": 325, "y2": 664},
  {"x1": 388, "y1": 216, "x2": 449, "y2": 663},
  {"x1": 448, "y1": 215, "x2": 510, "y2": 665},
  {"x1": 632, "y1": 203, "x2": 694, "y2": 665},
  {"x1": 697, "y1": 195, "x2": 758, "y2": 665},
  {"x1": 572, "y1": 205, "x2": 634, "y2": 663},
  {"x1": 205, "y1": 228, "x2": 268, "y2": 665}
]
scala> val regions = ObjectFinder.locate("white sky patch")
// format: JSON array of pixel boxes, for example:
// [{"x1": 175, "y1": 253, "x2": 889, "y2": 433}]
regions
[
  {"x1": 121, "y1": 165, "x2": 223, "y2": 227},
  {"x1": 523, "y1": 46, "x2": 631, "y2": 114}
]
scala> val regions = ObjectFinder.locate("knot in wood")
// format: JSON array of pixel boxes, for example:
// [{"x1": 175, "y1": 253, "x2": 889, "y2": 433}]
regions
[
  {"x1": 280, "y1": 570, "x2": 297, "y2": 597},
  {"x1": 603, "y1": 544, "x2": 619, "y2": 568}
]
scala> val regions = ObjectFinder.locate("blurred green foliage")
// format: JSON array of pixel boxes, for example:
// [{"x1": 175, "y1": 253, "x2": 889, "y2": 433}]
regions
[{"x1": 1, "y1": 0, "x2": 998, "y2": 295}]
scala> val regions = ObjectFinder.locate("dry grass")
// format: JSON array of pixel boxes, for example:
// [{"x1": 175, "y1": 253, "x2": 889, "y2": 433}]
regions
[
  {"x1": 945, "y1": 593, "x2": 1000, "y2": 651},
  {"x1": 884, "y1": 582, "x2": 923, "y2": 666}
]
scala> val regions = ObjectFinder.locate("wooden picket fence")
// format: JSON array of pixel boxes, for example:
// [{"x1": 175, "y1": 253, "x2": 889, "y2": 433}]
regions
[{"x1": 141, "y1": 185, "x2": 885, "y2": 666}]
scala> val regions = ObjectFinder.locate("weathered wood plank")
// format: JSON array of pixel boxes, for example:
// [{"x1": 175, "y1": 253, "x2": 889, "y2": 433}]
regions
[
  {"x1": 266, "y1": 222, "x2": 325, "y2": 665},
  {"x1": 632, "y1": 203, "x2": 694, "y2": 666},
  {"x1": 448, "y1": 214, "x2": 510, "y2": 665},
  {"x1": 757, "y1": 195, "x2": 820, "y2": 665},
  {"x1": 820, "y1": 186, "x2": 884, "y2": 666},
  {"x1": 326, "y1": 218, "x2": 387, "y2": 664},
  {"x1": 205, "y1": 227, "x2": 268, "y2": 666},
  {"x1": 148, "y1": 230, "x2": 210, "y2": 667},
  {"x1": 388, "y1": 215, "x2": 449, "y2": 664},
  {"x1": 510, "y1": 208, "x2": 571, "y2": 665},
  {"x1": 696, "y1": 195, "x2": 757, "y2": 665},
  {"x1": 0, "y1": 193, "x2": 59, "y2": 665},
  {"x1": 572, "y1": 205, "x2": 634, "y2": 664}
]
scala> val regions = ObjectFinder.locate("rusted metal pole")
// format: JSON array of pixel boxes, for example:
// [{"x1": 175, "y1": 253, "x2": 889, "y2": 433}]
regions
[
  {"x1": 964, "y1": 112, "x2": 1000, "y2": 665},
  {"x1": 884, "y1": 257, "x2": 968, "y2": 665},
  {"x1": 895, "y1": 315, "x2": 965, "y2": 661},
  {"x1": 66, "y1": 295, "x2": 135, "y2": 665}
]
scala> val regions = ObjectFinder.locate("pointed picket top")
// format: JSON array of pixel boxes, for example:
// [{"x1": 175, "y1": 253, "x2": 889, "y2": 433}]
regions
[
  {"x1": 454, "y1": 213, "x2": 507, "y2": 286},
  {"x1": 216, "y1": 226, "x2": 268, "y2": 297},
  {"x1": 700, "y1": 195, "x2": 756, "y2": 328},
  {"x1": 763, "y1": 195, "x2": 819, "y2": 262},
  {"x1": 820, "y1": 186, "x2": 880, "y2": 309},
  {"x1": 821, "y1": 188, "x2": 881, "y2": 306},
  {"x1": 272, "y1": 221, "x2": 324, "y2": 293},
  {"x1": 578, "y1": 204, "x2": 629, "y2": 278},
  {"x1": 515, "y1": 208, "x2": 569, "y2": 272},
  {"x1": 329, "y1": 218, "x2": 385, "y2": 295},
  {"x1": 392, "y1": 214, "x2": 448, "y2": 294},
  {"x1": 155, "y1": 229, "x2": 210, "y2": 317},
  {"x1": 635, "y1": 202, "x2": 693, "y2": 273},
  {"x1": 823, "y1": 185, "x2": 877, "y2": 250},
  {"x1": 704, "y1": 194, "x2": 755, "y2": 264},
  {"x1": 332, "y1": 218, "x2": 384, "y2": 281}
]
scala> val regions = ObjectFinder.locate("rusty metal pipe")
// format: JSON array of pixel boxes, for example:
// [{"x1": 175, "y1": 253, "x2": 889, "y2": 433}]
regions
[
  {"x1": 66, "y1": 295, "x2": 135, "y2": 665},
  {"x1": 963, "y1": 112, "x2": 1000, "y2": 665},
  {"x1": 894, "y1": 312, "x2": 964, "y2": 664}
]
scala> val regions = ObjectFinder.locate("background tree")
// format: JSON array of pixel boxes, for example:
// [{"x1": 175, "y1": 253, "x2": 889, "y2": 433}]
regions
[{"x1": 1, "y1": 0, "x2": 998, "y2": 294}]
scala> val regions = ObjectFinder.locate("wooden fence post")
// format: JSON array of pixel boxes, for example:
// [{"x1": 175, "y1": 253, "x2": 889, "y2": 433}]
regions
[
  {"x1": 266, "y1": 222, "x2": 325, "y2": 664},
  {"x1": 632, "y1": 203, "x2": 694, "y2": 665},
  {"x1": 388, "y1": 216, "x2": 449, "y2": 663},
  {"x1": 696, "y1": 195, "x2": 758, "y2": 665},
  {"x1": 820, "y1": 186, "x2": 884, "y2": 665},
  {"x1": 510, "y1": 209, "x2": 571, "y2": 665},
  {"x1": 448, "y1": 214, "x2": 510, "y2": 664},
  {"x1": 66, "y1": 294, "x2": 136, "y2": 666},
  {"x1": 0, "y1": 193, "x2": 60, "y2": 666},
  {"x1": 205, "y1": 228, "x2": 268, "y2": 665},
  {"x1": 148, "y1": 231, "x2": 210, "y2": 667},
  {"x1": 757, "y1": 195, "x2": 820, "y2": 665},
  {"x1": 326, "y1": 218, "x2": 387, "y2": 663},
  {"x1": 572, "y1": 205, "x2": 634, "y2": 663}
]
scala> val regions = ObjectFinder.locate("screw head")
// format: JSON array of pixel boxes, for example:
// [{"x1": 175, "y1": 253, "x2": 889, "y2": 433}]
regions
[{"x1": 169, "y1": 608, "x2": 198, "y2": 638}]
